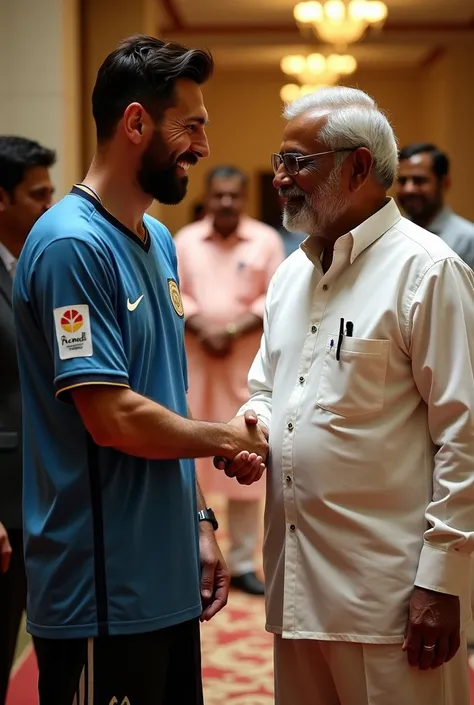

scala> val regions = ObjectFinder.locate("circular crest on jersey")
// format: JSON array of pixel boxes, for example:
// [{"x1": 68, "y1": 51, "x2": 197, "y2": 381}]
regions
[{"x1": 168, "y1": 278, "x2": 184, "y2": 318}]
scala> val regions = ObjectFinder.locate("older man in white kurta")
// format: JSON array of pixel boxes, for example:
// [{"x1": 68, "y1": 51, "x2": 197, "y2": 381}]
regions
[{"x1": 225, "y1": 87, "x2": 474, "y2": 705}]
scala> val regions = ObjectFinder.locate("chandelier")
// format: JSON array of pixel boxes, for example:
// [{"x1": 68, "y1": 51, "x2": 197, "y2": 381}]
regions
[
  {"x1": 280, "y1": 52, "x2": 357, "y2": 101},
  {"x1": 281, "y1": 83, "x2": 330, "y2": 102},
  {"x1": 293, "y1": 0, "x2": 388, "y2": 46}
]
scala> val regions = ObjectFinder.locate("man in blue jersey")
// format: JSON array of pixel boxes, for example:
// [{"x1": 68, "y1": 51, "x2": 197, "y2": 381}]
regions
[{"x1": 13, "y1": 35, "x2": 268, "y2": 705}]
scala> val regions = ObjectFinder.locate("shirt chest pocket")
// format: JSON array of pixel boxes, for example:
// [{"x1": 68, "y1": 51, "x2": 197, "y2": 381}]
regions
[
  {"x1": 316, "y1": 335, "x2": 390, "y2": 418},
  {"x1": 235, "y1": 261, "x2": 265, "y2": 304}
]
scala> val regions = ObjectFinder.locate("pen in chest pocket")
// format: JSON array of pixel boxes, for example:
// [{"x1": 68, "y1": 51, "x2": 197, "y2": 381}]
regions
[{"x1": 336, "y1": 318, "x2": 354, "y2": 361}]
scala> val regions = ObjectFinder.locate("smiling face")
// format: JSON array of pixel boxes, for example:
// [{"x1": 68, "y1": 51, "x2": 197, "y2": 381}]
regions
[
  {"x1": 273, "y1": 111, "x2": 351, "y2": 237},
  {"x1": 137, "y1": 78, "x2": 210, "y2": 205},
  {"x1": 396, "y1": 152, "x2": 446, "y2": 224}
]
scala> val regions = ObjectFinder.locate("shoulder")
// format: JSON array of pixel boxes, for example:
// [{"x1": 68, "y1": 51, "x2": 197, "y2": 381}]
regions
[
  {"x1": 18, "y1": 206, "x2": 114, "y2": 294},
  {"x1": 24, "y1": 194, "x2": 108, "y2": 258},
  {"x1": 446, "y1": 212, "x2": 474, "y2": 238},
  {"x1": 143, "y1": 214, "x2": 173, "y2": 241},
  {"x1": 242, "y1": 216, "x2": 282, "y2": 243},
  {"x1": 390, "y1": 217, "x2": 463, "y2": 266},
  {"x1": 173, "y1": 220, "x2": 207, "y2": 245}
]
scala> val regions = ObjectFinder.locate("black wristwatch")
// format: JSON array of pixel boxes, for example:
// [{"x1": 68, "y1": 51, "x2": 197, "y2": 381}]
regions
[{"x1": 198, "y1": 507, "x2": 219, "y2": 531}]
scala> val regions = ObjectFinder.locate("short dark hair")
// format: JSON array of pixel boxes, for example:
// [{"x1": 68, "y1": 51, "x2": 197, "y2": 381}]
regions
[
  {"x1": 92, "y1": 35, "x2": 214, "y2": 142},
  {"x1": 0, "y1": 136, "x2": 56, "y2": 194},
  {"x1": 398, "y1": 143, "x2": 449, "y2": 179},
  {"x1": 206, "y1": 166, "x2": 248, "y2": 190}
]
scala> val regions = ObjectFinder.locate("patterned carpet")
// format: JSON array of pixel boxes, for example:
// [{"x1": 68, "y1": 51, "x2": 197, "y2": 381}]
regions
[{"x1": 201, "y1": 588, "x2": 272, "y2": 705}]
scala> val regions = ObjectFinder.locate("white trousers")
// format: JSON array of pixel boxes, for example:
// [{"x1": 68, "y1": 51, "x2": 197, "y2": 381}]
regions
[
  {"x1": 227, "y1": 498, "x2": 261, "y2": 576},
  {"x1": 274, "y1": 634, "x2": 470, "y2": 705}
]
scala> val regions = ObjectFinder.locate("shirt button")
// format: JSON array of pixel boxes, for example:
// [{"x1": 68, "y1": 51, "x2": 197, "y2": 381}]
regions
[
  {"x1": 299, "y1": 376, "x2": 304, "y2": 384},
  {"x1": 287, "y1": 422, "x2": 294, "y2": 431},
  {"x1": 285, "y1": 475, "x2": 292, "y2": 483},
  {"x1": 311, "y1": 325, "x2": 317, "y2": 334},
  {"x1": 290, "y1": 524, "x2": 296, "y2": 532},
  {"x1": 322, "y1": 284, "x2": 328, "y2": 291}
]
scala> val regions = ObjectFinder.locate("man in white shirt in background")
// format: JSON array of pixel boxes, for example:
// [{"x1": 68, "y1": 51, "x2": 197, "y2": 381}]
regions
[{"x1": 217, "y1": 87, "x2": 474, "y2": 705}]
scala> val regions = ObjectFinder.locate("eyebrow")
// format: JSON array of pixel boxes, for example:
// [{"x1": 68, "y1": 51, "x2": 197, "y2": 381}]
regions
[
  {"x1": 30, "y1": 185, "x2": 55, "y2": 192},
  {"x1": 187, "y1": 116, "x2": 209, "y2": 126}
]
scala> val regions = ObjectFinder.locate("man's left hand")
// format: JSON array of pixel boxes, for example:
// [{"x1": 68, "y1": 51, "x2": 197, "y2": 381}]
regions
[
  {"x1": 199, "y1": 524, "x2": 230, "y2": 622},
  {"x1": 402, "y1": 586, "x2": 461, "y2": 670}
]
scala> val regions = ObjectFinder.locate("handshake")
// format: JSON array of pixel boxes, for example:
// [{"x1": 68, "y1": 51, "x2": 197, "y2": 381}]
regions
[{"x1": 214, "y1": 410, "x2": 269, "y2": 486}]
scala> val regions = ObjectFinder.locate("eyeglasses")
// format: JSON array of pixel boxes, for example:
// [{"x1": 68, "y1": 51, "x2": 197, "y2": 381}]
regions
[{"x1": 271, "y1": 148, "x2": 358, "y2": 176}]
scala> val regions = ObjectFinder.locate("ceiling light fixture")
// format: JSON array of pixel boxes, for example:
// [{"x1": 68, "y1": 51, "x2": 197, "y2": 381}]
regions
[{"x1": 293, "y1": 0, "x2": 388, "y2": 47}]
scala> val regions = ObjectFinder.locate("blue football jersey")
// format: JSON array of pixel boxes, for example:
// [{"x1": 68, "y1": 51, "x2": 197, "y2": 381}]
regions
[{"x1": 13, "y1": 187, "x2": 202, "y2": 638}]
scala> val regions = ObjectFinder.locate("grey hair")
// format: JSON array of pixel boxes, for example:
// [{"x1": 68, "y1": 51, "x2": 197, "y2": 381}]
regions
[{"x1": 283, "y1": 86, "x2": 398, "y2": 189}]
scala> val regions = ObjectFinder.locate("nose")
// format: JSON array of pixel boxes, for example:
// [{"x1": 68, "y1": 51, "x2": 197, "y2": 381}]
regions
[
  {"x1": 220, "y1": 195, "x2": 233, "y2": 208},
  {"x1": 401, "y1": 178, "x2": 418, "y2": 195},
  {"x1": 193, "y1": 132, "x2": 210, "y2": 160},
  {"x1": 273, "y1": 169, "x2": 293, "y2": 191}
]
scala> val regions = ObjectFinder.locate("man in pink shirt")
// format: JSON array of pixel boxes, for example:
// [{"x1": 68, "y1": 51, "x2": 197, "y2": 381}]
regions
[{"x1": 175, "y1": 166, "x2": 285, "y2": 595}]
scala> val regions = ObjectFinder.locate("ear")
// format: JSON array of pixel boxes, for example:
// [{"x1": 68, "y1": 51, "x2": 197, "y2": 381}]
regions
[
  {"x1": 348, "y1": 147, "x2": 373, "y2": 192},
  {"x1": 0, "y1": 187, "x2": 12, "y2": 212},
  {"x1": 441, "y1": 174, "x2": 451, "y2": 193},
  {"x1": 122, "y1": 102, "x2": 149, "y2": 145}
]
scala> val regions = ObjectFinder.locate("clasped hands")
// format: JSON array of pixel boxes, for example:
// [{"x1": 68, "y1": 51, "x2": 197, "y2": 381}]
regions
[
  {"x1": 188, "y1": 315, "x2": 235, "y2": 357},
  {"x1": 214, "y1": 410, "x2": 269, "y2": 485}
]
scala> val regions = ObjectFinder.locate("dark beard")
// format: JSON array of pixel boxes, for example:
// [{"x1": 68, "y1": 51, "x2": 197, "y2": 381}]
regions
[{"x1": 137, "y1": 130, "x2": 191, "y2": 205}]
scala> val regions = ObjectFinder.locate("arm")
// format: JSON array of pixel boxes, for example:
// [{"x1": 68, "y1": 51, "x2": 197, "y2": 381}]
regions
[
  {"x1": 72, "y1": 385, "x2": 265, "y2": 460},
  {"x1": 31, "y1": 237, "x2": 268, "y2": 464},
  {"x1": 242, "y1": 232, "x2": 285, "y2": 329},
  {"x1": 236, "y1": 274, "x2": 277, "y2": 431},
  {"x1": 214, "y1": 275, "x2": 277, "y2": 477},
  {"x1": 189, "y1": 406, "x2": 231, "y2": 620},
  {"x1": 0, "y1": 522, "x2": 11, "y2": 573},
  {"x1": 409, "y1": 258, "x2": 474, "y2": 600}
]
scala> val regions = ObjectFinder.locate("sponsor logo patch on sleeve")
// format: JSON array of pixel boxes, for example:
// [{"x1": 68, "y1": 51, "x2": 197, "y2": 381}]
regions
[{"x1": 53, "y1": 304, "x2": 93, "y2": 359}]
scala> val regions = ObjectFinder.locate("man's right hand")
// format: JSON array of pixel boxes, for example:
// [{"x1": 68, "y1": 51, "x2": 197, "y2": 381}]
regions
[
  {"x1": 0, "y1": 523, "x2": 12, "y2": 573},
  {"x1": 215, "y1": 410, "x2": 269, "y2": 485}
]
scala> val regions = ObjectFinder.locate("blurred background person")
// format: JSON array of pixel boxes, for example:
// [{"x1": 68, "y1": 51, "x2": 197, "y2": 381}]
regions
[
  {"x1": 191, "y1": 201, "x2": 206, "y2": 222},
  {"x1": 175, "y1": 165, "x2": 284, "y2": 596},
  {"x1": 397, "y1": 143, "x2": 474, "y2": 269},
  {"x1": 0, "y1": 135, "x2": 55, "y2": 705}
]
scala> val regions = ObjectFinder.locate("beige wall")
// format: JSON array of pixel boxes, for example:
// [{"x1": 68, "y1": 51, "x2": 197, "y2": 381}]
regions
[
  {"x1": 161, "y1": 66, "x2": 425, "y2": 235},
  {"x1": 421, "y1": 48, "x2": 474, "y2": 221},
  {"x1": 0, "y1": 0, "x2": 81, "y2": 197}
]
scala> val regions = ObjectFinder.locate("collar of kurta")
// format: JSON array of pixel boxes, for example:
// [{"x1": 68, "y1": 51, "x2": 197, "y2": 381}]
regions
[
  {"x1": 200, "y1": 215, "x2": 253, "y2": 241},
  {"x1": 300, "y1": 197, "x2": 402, "y2": 266}
]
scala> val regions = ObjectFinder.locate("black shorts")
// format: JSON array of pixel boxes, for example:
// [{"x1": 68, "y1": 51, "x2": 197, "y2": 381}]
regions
[{"x1": 33, "y1": 617, "x2": 203, "y2": 705}]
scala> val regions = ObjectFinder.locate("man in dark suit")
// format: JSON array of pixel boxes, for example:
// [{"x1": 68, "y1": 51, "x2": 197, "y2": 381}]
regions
[{"x1": 0, "y1": 136, "x2": 55, "y2": 704}]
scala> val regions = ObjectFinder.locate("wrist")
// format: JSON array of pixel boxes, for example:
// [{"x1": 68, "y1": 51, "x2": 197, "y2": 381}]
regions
[{"x1": 198, "y1": 507, "x2": 219, "y2": 531}]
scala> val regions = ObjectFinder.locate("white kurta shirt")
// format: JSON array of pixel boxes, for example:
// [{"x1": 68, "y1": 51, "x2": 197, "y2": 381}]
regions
[{"x1": 239, "y1": 199, "x2": 474, "y2": 643}]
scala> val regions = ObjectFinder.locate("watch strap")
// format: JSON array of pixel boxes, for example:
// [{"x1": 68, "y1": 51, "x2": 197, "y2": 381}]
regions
[{"x1": 198, "y1": 507, "x2": 219, "y2": 531}]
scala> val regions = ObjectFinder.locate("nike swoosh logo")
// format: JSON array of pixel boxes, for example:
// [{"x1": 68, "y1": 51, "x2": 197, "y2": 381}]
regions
[{"x1": 127, "y1": 295, "x2": 144, "y2": 312}]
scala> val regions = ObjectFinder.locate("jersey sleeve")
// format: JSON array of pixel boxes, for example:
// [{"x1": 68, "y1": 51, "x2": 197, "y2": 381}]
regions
[{"x1": 29, "y1": 237, "x2": 130, "y2": 401}]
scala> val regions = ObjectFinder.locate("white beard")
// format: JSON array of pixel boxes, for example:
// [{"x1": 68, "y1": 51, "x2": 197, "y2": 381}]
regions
[{"x1": 283, "y1": 165, "x2": 350, "y2": 237}]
